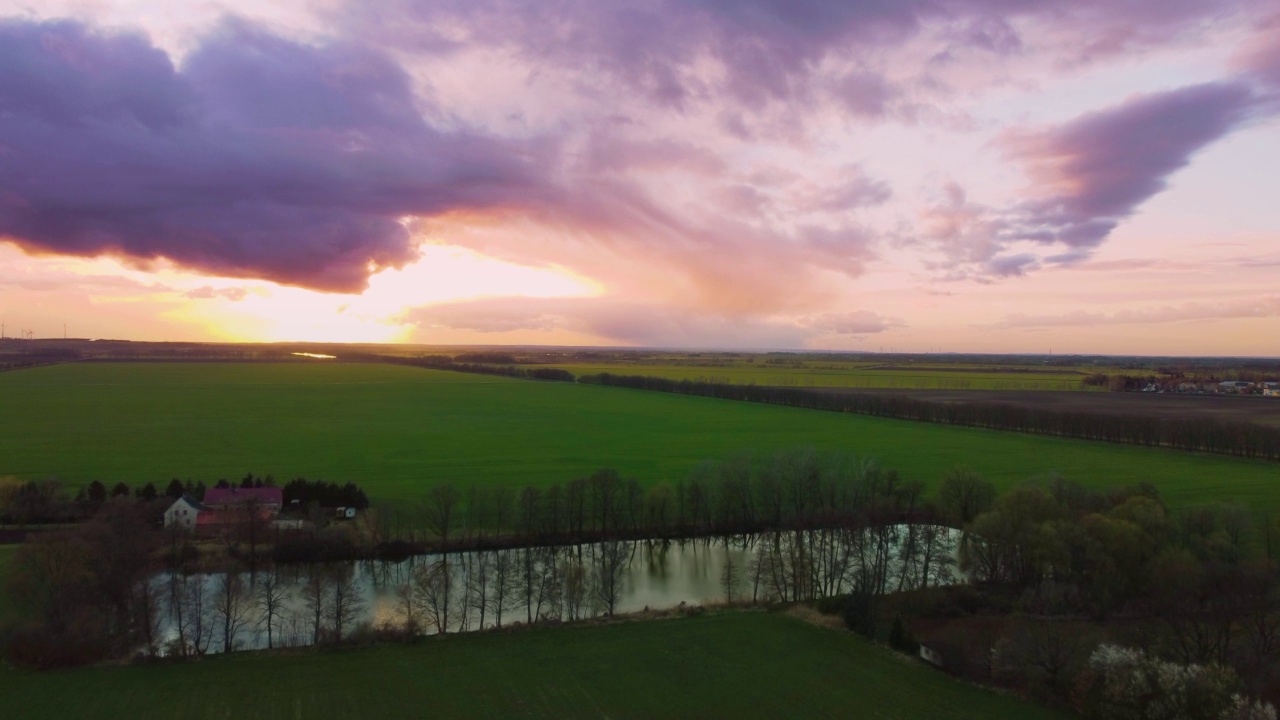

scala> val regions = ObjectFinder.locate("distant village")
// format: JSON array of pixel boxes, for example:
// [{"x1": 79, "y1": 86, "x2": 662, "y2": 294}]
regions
[{"x1": 1144, "y1": 379, "x2": 1280, "y2": 395}]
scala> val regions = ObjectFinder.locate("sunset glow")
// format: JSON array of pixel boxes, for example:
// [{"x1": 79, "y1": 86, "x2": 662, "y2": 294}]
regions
[{"x1": 0, "y1": 1, "x2": 1276, "y2": 353}]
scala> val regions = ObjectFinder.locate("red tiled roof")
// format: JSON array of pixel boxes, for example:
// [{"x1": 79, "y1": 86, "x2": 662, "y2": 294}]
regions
[{"x1": 203, "y1": 487, "x2": 283, "y2": 507}]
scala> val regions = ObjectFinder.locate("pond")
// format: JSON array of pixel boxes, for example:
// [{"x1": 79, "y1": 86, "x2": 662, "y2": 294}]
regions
[{"x1": 152, "y1": 525, "x2": 959, "y2": 655}]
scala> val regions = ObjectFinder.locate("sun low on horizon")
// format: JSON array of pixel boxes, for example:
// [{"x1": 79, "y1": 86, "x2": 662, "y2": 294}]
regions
[{"x1": 0, "y1": 1, "x2": 1278, "y2": 355}]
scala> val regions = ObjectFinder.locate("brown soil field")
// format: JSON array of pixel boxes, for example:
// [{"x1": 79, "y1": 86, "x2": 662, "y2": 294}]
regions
[{"x1": 799, "y1": 388, "x2": 1280, "y2": 427}]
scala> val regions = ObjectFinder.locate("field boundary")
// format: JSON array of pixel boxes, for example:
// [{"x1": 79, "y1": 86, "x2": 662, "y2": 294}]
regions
[{"x1": 577, "y1": 372, "x2": 1280, "y2": 461}]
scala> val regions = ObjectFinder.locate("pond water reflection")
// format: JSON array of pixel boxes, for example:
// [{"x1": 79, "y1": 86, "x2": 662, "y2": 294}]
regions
[{"x1": 154, "y1": 526, "x2": 957, "y2": 655}]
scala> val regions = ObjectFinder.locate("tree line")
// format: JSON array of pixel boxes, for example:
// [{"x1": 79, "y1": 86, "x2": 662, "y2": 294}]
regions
[
  {"x1": 579, "y1": 372, "x2": 1280, "y2": 460},
  {"x1": 896, "y1": 471, "x2": 1280, "y2": 714},
  {"x1": 346, "y1": 353, "x2": 574, "y2": 382},
  {"x1": 374, "y1": 450, "x2": 944, "y2": 553}
]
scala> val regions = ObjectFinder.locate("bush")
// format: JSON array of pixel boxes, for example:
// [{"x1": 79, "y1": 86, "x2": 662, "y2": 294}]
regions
[
  {"x1": 888, "y1": 616, "x2": 917, "y2": 653},
  {"x1": 841, "y1": 592, "x2": 878, "y2": 639},
  {"x1": 1076, "y1": 644, "x2": 1259, "y2": 719}
]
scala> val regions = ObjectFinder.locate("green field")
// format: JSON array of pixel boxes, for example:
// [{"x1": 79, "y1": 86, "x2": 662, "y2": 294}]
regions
[
  {"x1": 537, "y1": 361, "x2": 1093, "y2": 390},
  {"x1": 0, "y1": 612, "x2": 1066, "y2": 719},
  {"x1": 0, "y1": 362, "x2": 1277, "y2": 509}
]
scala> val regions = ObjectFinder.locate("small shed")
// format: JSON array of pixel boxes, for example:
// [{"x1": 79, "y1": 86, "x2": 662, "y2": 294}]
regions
[{"x1": 919, "y1": 645, "x2": 944, "y2": 667}]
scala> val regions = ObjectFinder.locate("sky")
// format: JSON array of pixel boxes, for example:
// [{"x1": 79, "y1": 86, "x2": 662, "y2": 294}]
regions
[{"x1": 0, "y1": 1, "x2": 1278, "y2": 355}]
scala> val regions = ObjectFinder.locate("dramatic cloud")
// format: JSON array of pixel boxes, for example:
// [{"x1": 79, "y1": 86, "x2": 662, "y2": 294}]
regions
[
  {"x1": 341, "y1": 0, "x2": 1262, "y2": 113},
  {"x1": 1002, "y1": 82, "x2": 1257, "y2": 250},
  {"x1": 2, "y1": 1, "x2": 1278, "y2": 351},
  {"x1": 922, "y1": 82, "x2": 1262, "y2": 280},
  {"x1": 0, "y1": 19, "x2": 549, "y2": 292}
]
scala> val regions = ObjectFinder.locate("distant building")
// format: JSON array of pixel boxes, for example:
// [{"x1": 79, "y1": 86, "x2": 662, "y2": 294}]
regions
[
  {"x1": 1219, "y1": 381, "x2": 1254, "y2": 394},
  {"x1": 163, "y1": 495, "x2": 207, "y2": 531},
  {"x1": 1264, "y1": 382, "x2": 1280, "y2": 397},
  {"x1": 181, "y1": 487, "x2": 286, "y2": 534}
]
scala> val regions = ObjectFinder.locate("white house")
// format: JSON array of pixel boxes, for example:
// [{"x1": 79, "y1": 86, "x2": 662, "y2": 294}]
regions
[
  {"x1": 164, "y1": 495, "x2": 207, "y2": 531},
  {"x1": 1262, "y1": 382, "x2": 1280, "y2": 397}
]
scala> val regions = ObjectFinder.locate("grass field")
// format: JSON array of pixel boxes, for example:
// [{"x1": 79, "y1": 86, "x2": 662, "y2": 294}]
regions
[
  {"x1": 1, "y1": 362, "x2": 1278, "y2": 510},
  {"x1": 535, "y1": 361, "x2": 1093, "y2": 391},
  {"x1": 0, "y1": 612, "x2": 1067, "y2": 719}
]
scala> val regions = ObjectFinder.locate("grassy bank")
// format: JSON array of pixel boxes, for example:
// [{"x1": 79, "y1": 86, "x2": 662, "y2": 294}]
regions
[
  {"x1": 0, "y1": 611, "x2": 1067, "y2": 719},
  {"x1": 0, "y1": 362, "x2": 1276, "y2": 510}
]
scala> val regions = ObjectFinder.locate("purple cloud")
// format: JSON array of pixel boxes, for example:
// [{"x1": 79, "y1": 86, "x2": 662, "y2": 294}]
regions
[
  {"x1": 0, "y1": 20, "x2": 550, "y2": 292},
  {"x1": 338, "y1": 0, "x2": 1266, "y2": 115},
  {"x1": 921, "y1": 80, "x2": 1263, "y2": 281},
  {"x1": 1002, "y1": 82, "x2": 1257, "y2": 250}
]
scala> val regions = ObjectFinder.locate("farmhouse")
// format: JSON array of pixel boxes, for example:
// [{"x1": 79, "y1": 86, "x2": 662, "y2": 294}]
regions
[
  {"x1": 1264, "y1": 382, "x2": 1280, "y2": 397},
  {"x1": 165, "y1": 486, "x2": 284, "y2": 532},
  {"x1": 163, "y1": 494, "x2": 207, "y2": 530}
]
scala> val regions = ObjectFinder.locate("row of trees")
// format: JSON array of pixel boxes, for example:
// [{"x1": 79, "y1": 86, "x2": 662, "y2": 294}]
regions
[
  {"x1": 360, "y1": 354, "x2": 574, "y2": 382},
  {"x1": 580, "y1": 373, "x2": 1280, "y2": 460},
  {"x1": 376, "y1": 451, "x2": 947, "y2": 552},
  {"x1": 281, "y1": 478, "x2": 368, "y2": 510}
]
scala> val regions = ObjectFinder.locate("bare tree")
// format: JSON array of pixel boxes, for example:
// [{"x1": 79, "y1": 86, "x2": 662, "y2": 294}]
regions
[
  {"x1": 721, "y1": 542, "x2": 740, "y2": 603},
  {"x1": 168, "y1": 573, "x2": 192, "y2": 657},
  {"x1": 213, "y1": 569, "x2": 251, "y2": 652},
  {"x1": 517, "y1": 486, "x2": 541, "y2": 542},
  {"x1": 492, "y1": 486, "x2": 513, "y2": 540},
  {"x1": 594, "y1": 540, "x2": 630, "y2": 616},
  {"x1": 561, "y1": 555, "x2": 588, "y2": 621},
  {"x1": 413, "y1": 559, "x2": 453, "y2": 634},
  {"x1": 467, "y1": 551, "x2": 493, "y2": 629},
  {"x1": 426, "y1": 485, "x2": 462, "y2": 550},
  {"x1": 136, "y1": 578, "x2": 162, "y2": 658},
  {"x1": 182, "y1": 574, "x2": 214, "y2": 656},
  {"x1": 938, "y1": 467, "x2": 995, "y2": 527},
  {"x1": 328, "y1": 564, "x2": 365, "y2": 641},
  {"x1": 254, "y1": 568, "x2": 290, "y2": 649},
  {"x1": 521, "y1": 546, "x2": 539, "y2": 623},
  {"x1": 491, "y1": 549, "x2": 517, "y2": 628},
  {"x1": 395, "y1": 581, "x2": 419, "y2": 635},
  {"x1": 301, "y1": 569, "x2": 330, "y2": 644}
]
